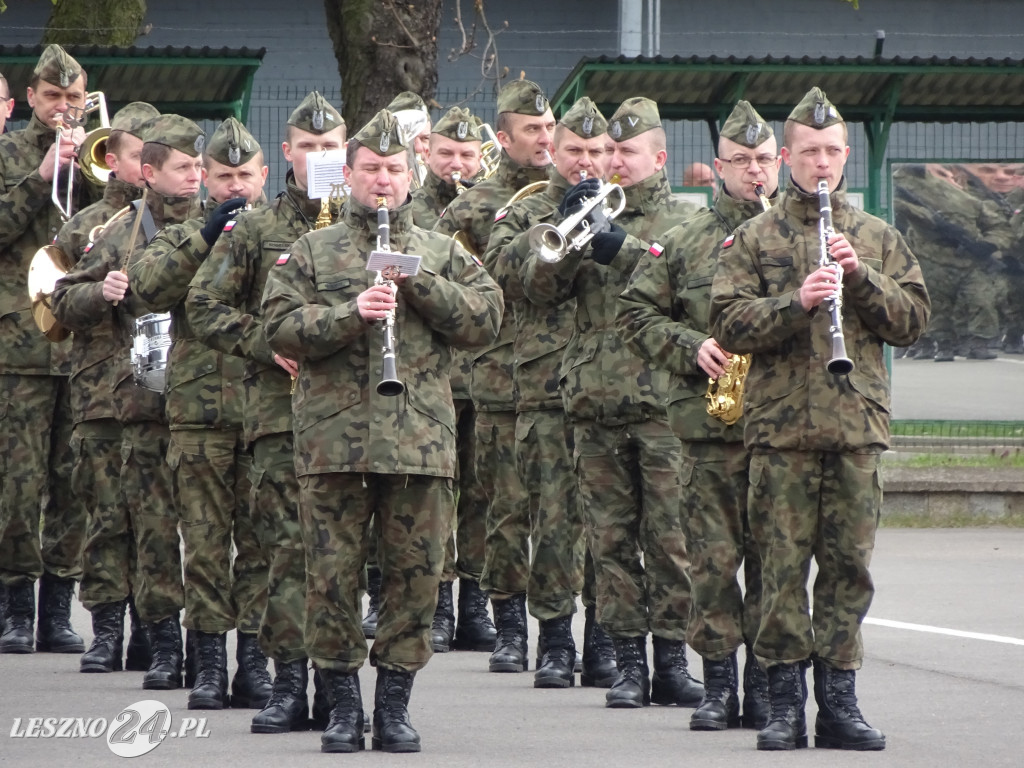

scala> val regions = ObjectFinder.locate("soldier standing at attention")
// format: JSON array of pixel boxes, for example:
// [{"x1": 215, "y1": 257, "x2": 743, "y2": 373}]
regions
[
  {"x1": 436, "y1": 79, "x2": 554, "y2": 673},
  {"x1": 52, "y1": 101, "x2": 160, "y2": 677},
  {"x1": 261, "y1": 109, "x2": 501, "y2": 753},
  {"x1": 709, "y1": 87, "x2": 930, "y2": 751},
  {"x1": 187, "y1": 91, "x2": 347, "y2": 733},
  {"x1": 519, "y1": 97, "x2": 703, "y2": 710},
  {"x1": 129, "y1": 117, "x2": 271, "y2": 712},
  {"x1": 0, "y1": 44, "x2": 97, "y2": 656},
  {"x1": 618, "y1": 100, "x2": 779, "y2": 731}
]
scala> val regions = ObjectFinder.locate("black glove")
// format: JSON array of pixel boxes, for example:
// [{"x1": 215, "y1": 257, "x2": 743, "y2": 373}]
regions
[
  {"x1": 932, "y1": 217, "x2": 974, "y2": 249},
  {"x1": 200, "y1": 197, "x2": 246, "y2": 246},
  {"x1": 589, "y1": 223, "x2": 627, "y2": 266},
  {"x1": 558, "y1": 178, "x2": 601, "y2": 216}
]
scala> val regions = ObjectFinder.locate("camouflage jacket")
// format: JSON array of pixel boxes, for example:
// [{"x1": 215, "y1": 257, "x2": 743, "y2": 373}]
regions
[
  {"x1": 187, "y1": 173, "x2": 322, "y2": 443},
  {"x1": 262, "y1": 196, "x2": 503, "y2": 478},
  {"x1": 618, "y1": 189, "x2": 769, "y2": 443},
  {"x1": 129, "y1": 195, "x2": 267, "y2": 431},
  {"x1": 0, "y1": 114, "x2": 101, "y2": 375},
  {"x1": 411, "y1": 167, "x2": 459, "y2": 230},
  {"x1": 488, "y1": 167, "x2": 574, "y2": 411},
  {"x1": 435, "y1": 152, "x2": 547, "y2": 402},
  {"x1": 709, "y1": 181, "x2": 931, "y2": 454},
  {"x1": 520, "y1": 169, "x2": 696, "y2": 425},
  {"x1": 52, "y1": 189, "x2": 200, "y2": 425},
  {"x1": 52, "y1": 176, "x2": 144, "y2": 423}
]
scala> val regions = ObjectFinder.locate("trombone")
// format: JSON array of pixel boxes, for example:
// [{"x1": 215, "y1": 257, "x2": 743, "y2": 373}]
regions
[
  {"x1": 527, "y1": 178, "x2": 626, "y2": 263},
  {"x1": 52, "y1": 91, "x2": 110, "y2": 221}
]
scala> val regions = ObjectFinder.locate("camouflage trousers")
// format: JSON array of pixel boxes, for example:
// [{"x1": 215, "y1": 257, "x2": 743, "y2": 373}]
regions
[
  {"x1": 476, "y1": 410, "x2": 530, "y2": 599},
  {"x1": 919, "y1": 258, "x2": 999, "y2": 344},
  {"x1": 120, "y1": 421, "x2": 182, "y2": 622},
  {"x1": 515, "y1": 408, "x2": 585, "y2": 621},
  {"x1": 300, "y1": 472, "x2": 451, "y2": 673},
  {"x1": 573, "y1": 418, "x2": 690, "y2": 641},
  {"x1": 251, "y1": 432, "x2": 305, "y2": 663},
  {"x1": 442, "y1": 398, "x2": 488, "y2": 582},
  {"x1": 171, "y1": 428, "x2": 265, "y2": 634},
  {"x1": 0, "y1": 373, "x2": 84, "y2": 587},
  {"x1": 680, "y1": 440, "x2": 762, "y2": 661},
  {"x1": 748, "y1": 450, "x2": 881, "y2": 670}
]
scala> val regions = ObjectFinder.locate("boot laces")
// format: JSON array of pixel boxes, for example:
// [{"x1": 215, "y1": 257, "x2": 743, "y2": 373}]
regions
[{"x1": 827, "y1": 670, "x2": 866, "y2": 721}]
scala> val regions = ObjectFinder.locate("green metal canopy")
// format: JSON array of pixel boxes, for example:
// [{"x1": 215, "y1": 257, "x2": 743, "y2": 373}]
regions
[
  {"x1": 551, "y1": 54, "x2": 1024, "y2": 215},
  {"x1": 0, "y1": 44, "x2": 265, "y2": 123}
]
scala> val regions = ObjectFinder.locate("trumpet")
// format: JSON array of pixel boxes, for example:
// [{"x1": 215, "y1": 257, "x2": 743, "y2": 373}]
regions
[
  {"x1": 373, "y1": 196, "x2": 404, "y2": 397},
  {"x1": 52, "y1": 91, "x2": 110, "y2": 221},
  {"x1": 816, "y1": 179, "x2": 854, "y2": 375},
  {"x1": 527, "y1": 177, "x2": 626, "y2": 263}
]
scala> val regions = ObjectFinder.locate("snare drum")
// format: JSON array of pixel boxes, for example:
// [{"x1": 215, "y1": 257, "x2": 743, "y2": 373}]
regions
[{"x1": 132, "y1": 313, "x2": 172, "y2": 392}]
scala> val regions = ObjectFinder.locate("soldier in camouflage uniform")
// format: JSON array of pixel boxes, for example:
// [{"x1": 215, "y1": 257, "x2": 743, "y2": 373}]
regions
[
  {"x1": 436, "y1": 79, "x2": 555, "y2": 673},
  {"x1": 129, "y1": 117, "x2": 270, "y2": 711},
  {"x1": 486, "y1": 96, "x2": 616, "y2": 689},
  {"x1": 410, "y1": 107, "x2": 491, "y2": 654},
  {"x1": 187, "y1": 90, "x2": 347, "y2": 734},
  {"x1": 0, "y1": 44, "x2": 98, "y2": 656},
  {"x1": 618, "y1": 100, "x2": 779, "y2": 731},
  {"x1": 519, "y1": 97, "x2": 703, "y2": 711},
  {"x1": 52, "y1": 115, "x2": 206, "y2": 694},
  {"x1": 261, "y1": 109, "x2": 501, "y2": 754},
  {"x1": 892, "y1": 163, "x2": 1010, "y2": 361},
  {"x1": 52, "y1": 101, "x2": 160, "y2": 676},
  {"x1": 709, "y1": 88, "x2": 930, "y2": 751}
]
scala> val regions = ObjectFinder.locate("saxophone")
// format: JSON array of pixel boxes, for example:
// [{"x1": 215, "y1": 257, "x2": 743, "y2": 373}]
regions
[{"x1": 705, "y1": 182, "x2": 769, "y2": 424}]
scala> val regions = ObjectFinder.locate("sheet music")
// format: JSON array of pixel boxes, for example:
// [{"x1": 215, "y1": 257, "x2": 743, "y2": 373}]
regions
[
  {"x1": 367, "y1": 249, "x2": 422, "y2": 277},
  {"x1": 306, "y1": 149, "x2": 348, "y2": 200}
]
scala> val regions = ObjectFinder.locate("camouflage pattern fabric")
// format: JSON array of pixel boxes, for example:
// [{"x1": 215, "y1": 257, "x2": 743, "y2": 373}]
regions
[
  {"x1": 411, "y1": 166, "x2": 460, "y2": 231},
  {"x1": 709, "y1": 180, "x2": 929, "y2": 669},
  {"x1": 444, "y1": 398, "x2": 488, "y2": 582}
]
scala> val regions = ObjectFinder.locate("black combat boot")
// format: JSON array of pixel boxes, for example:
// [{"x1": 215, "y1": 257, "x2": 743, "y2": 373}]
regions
[
  {"x1": 36, "y1": 574, "x2": 85, "y2": 653},
  {"x1": 231, "y1": 631, "x2": 273, "y2": 708},
  {"x1": 651, "y1": 636, "x2": 704, "y2": 707},
  {"x1": 534, "y1": 614, "x2": 576, "y2": 688},
  {"x1": 813, "y1": 658, "x2": 886, "y2": 750},
  {"x1": 80, "y1": 600, "x2": 126, "y2": 672},
  {"x1": 742, "y1": 648, "x2": 770, "y2": 729},
  {"x1": 488, "y1": 593, "x2": 528, "y2": 672},
  {"x1": 125, "y1": 597, "x2": 152, "y2": 672},
  {"x1": 966, "y1": 336, "x2": 998, "y2": 360},
  {"x1": 0, "y1": 581, "x2": 36, "y2": 654},
  {"x1": 605, "y1": 636, "x2": 650, "y2": 708},
  {"x1": 251, "y1": 659, "x2": 310, "y2": 734},
  {"x1": 453, "y1": 578, "x2": 496, "y2": 651},
  {"x1": 188, "y1": 631, "x2": 229, "y2": 709},
  {"x1": 690, "y1": 653, "x2": 740, "y2": 730},
  {"x1": 372, "y1": 668, "x2": 420, "y2": 753},
  {"x1": 362, "y1": 565, "x2": 382, "y2": 639},
  {"x1": 934, "y1": 341, "x2": 956, "y2": 362},
  {"x1": 756, "y1": 661, "x2": 808, "y2": 751},
  {"x1": 183, "y1": 629, "x2": 198, "y2": 687},
  {"x1": 580, "y1": 604, "x2": 617, "y2": 687},
  {"x1": 311, "y1": 667, "x2": 330, "y2": 730},
  {"x1": 321, "y1": 669, "x2": 365, "y2": 752},
  {"x1": 431, "y1": 580, "x2": 455, "y2": 653},
  {"x1": 143, "y1": 615, "x2": 183, "y2": 689}
]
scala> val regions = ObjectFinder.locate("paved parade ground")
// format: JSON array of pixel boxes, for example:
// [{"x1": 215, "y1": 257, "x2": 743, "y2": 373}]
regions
[{"x1": 2, "y1": 527, "x2": 1023, "y2": 767}]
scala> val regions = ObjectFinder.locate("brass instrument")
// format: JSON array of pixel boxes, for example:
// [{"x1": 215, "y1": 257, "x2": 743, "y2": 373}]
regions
[
  {"x1": 816, "y1": 179, "x2": 854, "y2": 375},
  {"x1": 451, "y1": 171, "x2": 467, "y2": 195},
  {"x1": 527, "y1": 178, "x2": 626, "y2": 263},
  {"x1": 52, "y1": 91, "x2": 110, "y2": 221},
  {"x1": 372, "y1": 196, "x2": 404, "y2": 397},
  {"x1": 753, "y1": 181, "x2": 771, "y2": 212},
  {"x1": 478, "y1": 123, "x2": 502, "y2": 179},
  {"x1": 28, "y1": 244, "x2": 75, "y2": 343}
]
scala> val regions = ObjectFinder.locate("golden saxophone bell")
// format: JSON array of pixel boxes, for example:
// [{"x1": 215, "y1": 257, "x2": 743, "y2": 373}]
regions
[{"x1": 705, "y1": 353, "x2": 751, "y2": 425}]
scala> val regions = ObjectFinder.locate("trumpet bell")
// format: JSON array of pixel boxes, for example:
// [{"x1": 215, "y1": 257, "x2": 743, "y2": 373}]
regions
[
  {"x1": 526, "y1": 222, "x2": 567, "y2": 263},
  {"x1": 28, "y1": 244, "x2": 74, "y2": 342},
  {"x1": 79, "y1": 127, "x2": 111, "y2": 186}
]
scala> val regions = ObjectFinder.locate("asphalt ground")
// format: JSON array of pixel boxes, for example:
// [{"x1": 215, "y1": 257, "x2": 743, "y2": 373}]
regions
[
  {"x1": 891, "y1": 350, "x2": 1024, "y2": 421},
  {"x1": 2, "y1": 527, "x2": 1023, "y2": 767}
]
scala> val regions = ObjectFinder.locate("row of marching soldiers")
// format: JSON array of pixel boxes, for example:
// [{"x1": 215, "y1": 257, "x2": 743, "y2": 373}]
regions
[{"x1": 0, "y1": 43, "x2": 930, "y2": 755}]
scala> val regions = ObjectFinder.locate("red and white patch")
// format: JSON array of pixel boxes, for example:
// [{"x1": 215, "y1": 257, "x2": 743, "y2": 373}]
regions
[
  {"x1": 721, "y1": 234, "x2": 736, "y2": 248},
  {"x1": 223, "y1": 220, "x2": 237, "y2": 232},
  {"x1": 648, "y1": 242, "x2": 664, "y2": 258},
  {"x1": 276, "y1": 253, "x2": 290, "y2": 266},
  {"x1": 494, "y1": 207, "x2": 508, "y2": 223}
]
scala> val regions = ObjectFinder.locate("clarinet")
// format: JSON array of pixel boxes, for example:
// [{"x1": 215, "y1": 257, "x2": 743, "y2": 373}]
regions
[
  {"x1": 816, "y1": 180, "x2": 854, "y2": 375},
  {"x1": 374, "y1": 196, "x2": 404, "y2": 396}
]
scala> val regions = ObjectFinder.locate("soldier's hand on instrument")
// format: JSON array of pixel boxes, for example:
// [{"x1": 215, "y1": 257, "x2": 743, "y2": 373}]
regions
[
  {"x1": 589, "y1": 223, "x2": 627, "y2": 265},
  {"x1": 827, "y1": 232, "x2": 859, "y2": 275},
  {"x1": 273, "y1": 354, "x2": 298, "y2": 377},
  {"x1": 698, "y1": 338, "x2": 732, "y2": 379},
  {"x1": 357, "y1": 284, "x2": 397, "y2": 321},
  {"x1": 200, "y1": 197, "x2": 247, "y2": 246},
  {"x1": 102, "y1": 270, "x2": 130, "y2": 303},
  {"x1": 558, "y1": 177, "x2": 601, "y2": 216},
  {"x1": 799, "y1": 265, "x2": 840, "y2": 312}
]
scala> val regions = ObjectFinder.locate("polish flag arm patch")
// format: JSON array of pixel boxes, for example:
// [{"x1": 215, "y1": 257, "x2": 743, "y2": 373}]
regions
[
  {"x1": 275, "y1": 253, "x2": 290, "y2": 266},
  {"x1": 223, "y1": 220, "x2": 237, "y2": 232},
  {"x1": 494, "y1": 207, "x2": 508, "y2": 223},
  {"x1": 721, "y1": 234, "x2": 736, "y2": 248},
  {"x1": 648, "y1": 242, "x2": 664, "y2": 258}
]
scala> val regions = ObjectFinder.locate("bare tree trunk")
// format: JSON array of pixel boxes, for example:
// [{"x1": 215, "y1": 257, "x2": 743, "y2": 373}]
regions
[
  {"x1": 42, "y1": 0, "x2": 147, "y2": 46},
  {"x1": 323, "y1": 0, "x2": 442, "y2": 132}
]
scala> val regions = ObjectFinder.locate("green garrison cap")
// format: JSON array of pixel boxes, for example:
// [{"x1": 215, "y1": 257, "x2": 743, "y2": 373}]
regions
[
  {"x1": 140, "y1": 114, "x2": 205, "y2": 158},
  {"x1": 287, "y1": 90, "x2": 344, "y2": 135},
  {"x1": 432, "y1": 106, "x2": 482, "y2": 142},
  {"x1": 560, "y1": 96, "x2": 607, "y2": 139},
  {"x1": 497, "y1": 79, "x2": 548, "y2": 116},
  {"x1": 788, "y1": 87, "x2": 843, "y2": 128},
  {"x1": 386, "y1": 91, "x2": 428, "y2": 116},
  {"x1": 351, "y1": 109, "x2": 406, "y2": 157},
  {"x1": 109, "y1": 102, "x2": 160, "y2": 138},
  {"x1": 206, "y1": 117, "x2": 261, "y2": 167},
  {"x1": 608, "y1": 97, "x2": 661, "y2": 142},
  {"x1": 34, "y1": 44, "x2": 82, "y2": 88},
  {"x1": 720, "y1": 100, "x2": 773, "y2": 148}
]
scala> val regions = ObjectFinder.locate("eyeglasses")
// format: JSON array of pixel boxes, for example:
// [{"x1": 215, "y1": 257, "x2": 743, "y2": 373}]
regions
[{"x1": 724, "y1": 154, "x2": 777, "y2": 169}]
